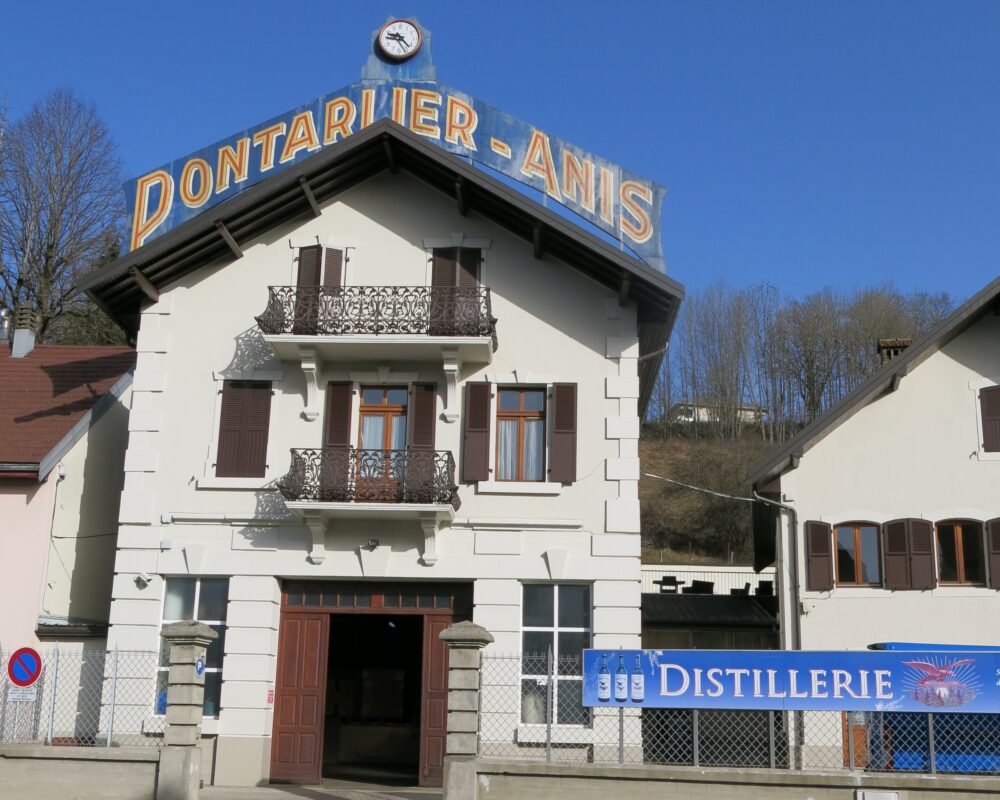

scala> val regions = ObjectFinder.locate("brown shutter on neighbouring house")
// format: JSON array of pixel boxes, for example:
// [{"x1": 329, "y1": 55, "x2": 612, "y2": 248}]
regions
[
  {"x1": 297, "y1": 244, "x2": 323, "y2": 287},
  {"x1": 883, "y1": 519, "x2": 911, "y2": 590},
  {"x1": 986, "y1": 519, "x2": 1000, "y2": 590},
  {"x1": 323, "y1": 382, "x2": 353, "y2": 447},
  {"x1": 980, "y1": 386, "x2": 1000, "y2": 452},
  {"x1": 462, "y1": 382, "x2": 491, "y2": 482},
  {"x1": 549, "y1": 383, "x2": 577, "y2": 484},
  {"x1": 216, "y1": 380, "x2": 272, "y2": 478},
  {"x1": 431, "y1": 248, "x2": 459, "y2": 287},
  {"x1": 908, "y1": 519, "x2": 936, "y2": 590},
  {"x1": 408, "y1": 384, "x2": 437, "y2": 449},
  {"x1": 458, "y1": 248, "x2": 480, "y2": 289},
  {"x1": 804, "y1": 521, "x2": 833, "y2": 592},
  {"x1": 323, "y1": 248, "x2": 344, "y2": 290}
]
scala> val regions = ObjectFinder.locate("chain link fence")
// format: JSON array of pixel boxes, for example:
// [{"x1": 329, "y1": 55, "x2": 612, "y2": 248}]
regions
[
  {"x1": 0, "y1": 648, "x2": 163, "y2": 747},
  {"x1": 479, "y1": 651, "x2": 1000, "y2": 775}
]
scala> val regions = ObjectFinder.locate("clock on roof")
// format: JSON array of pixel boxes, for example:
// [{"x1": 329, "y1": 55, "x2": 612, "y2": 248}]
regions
[{"x1": 377, "y1": 19, "x2": 422, "y2": 61}]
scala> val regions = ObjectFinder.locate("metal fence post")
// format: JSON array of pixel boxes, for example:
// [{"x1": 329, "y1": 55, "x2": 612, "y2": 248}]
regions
[
  {"x1": 768, "y1": 710, "x2": 776, "y2": 769},
  {"x1": 46, "y1": 647, "x2": 59, "y2": 745},
  {"x1": 692, "y1": 709, "x2": 699, "y2": 767},
  {"x1": 106, "y1": 646, "x2": 119, "y2": 747},
  {"x1": 618, "y1": 706, "x2": 624, "y2": 764},
  {"x1": 848, "y1": 714, "x2": 857, "y2": 771},
  {"x1": 545, "y1": 644, "x2": 553, "y2": 762},
  {"x1": 928, "y1": 713, "x2": 936, "y2": 774}
]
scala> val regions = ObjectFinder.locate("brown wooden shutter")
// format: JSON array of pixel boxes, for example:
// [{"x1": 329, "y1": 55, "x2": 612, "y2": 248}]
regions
[
  {"x1": 908, "y1": 519, "x2": 936, "y2": 590},
  {"x1": 323, "y1": 382, "x2": 353, "y2": 447},
  {"x1": 549, "y1": 383, "x2": 577, "y2": 483},
  {"x1": 216, "y1": 380, "x2": 271, "y2": 478},
  {"x1": 462, "y1": 382, "x2": 491, "y2": 482},
  {"x1": 297, "y1": 244, "x2": 322, "y2": 287},
  {"x1": 981, "y1": 386, "x2": 1000, "y2": 452},
  {"x1": 294, "y1": 245, "x2": 323, "y2": 334},
  {"x1": 804, "y1": 521, "x2": 833, "y2": 592},
  {"x1": 408, "y1": 384, "x2": 437, "y2": 449},
  {"x1": 322, "y1": 248, "x2": 344, "y2": 289},
  {"x1": 458, "y1": 248, "x2": 480, "y2": 289},
  {"x1": 987, "y1": 519, "x2": 1000, "y2": 589},
  {"x1": 431, "y1": 248, "x2": 458, "y2": 287},
  {"x1": 883, "y1": 519, "x2": 911, "y2": 590}
]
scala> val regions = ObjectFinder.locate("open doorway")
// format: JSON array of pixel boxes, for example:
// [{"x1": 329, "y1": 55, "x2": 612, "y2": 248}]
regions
[{"x1": 323, "y1": 613, "x2": 423, "y2": 783}]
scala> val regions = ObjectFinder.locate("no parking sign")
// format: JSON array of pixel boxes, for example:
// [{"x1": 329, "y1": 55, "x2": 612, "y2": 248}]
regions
[{"x1": 7, "y1": 647, "x2": 42, "y2": 702}]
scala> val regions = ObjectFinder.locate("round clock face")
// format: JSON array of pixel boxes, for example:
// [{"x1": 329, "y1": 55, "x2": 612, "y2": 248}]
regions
[{"x1": 378, "y1": 20, "x2": 422, "y2": 61}]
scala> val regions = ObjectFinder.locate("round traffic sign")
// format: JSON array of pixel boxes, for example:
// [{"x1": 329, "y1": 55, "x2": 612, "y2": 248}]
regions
[{"x1": 7, "y1": 647, "x2": 42, "y2": 688}]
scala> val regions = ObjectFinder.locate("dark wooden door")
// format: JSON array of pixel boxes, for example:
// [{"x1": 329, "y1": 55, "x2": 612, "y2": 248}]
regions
[
  {"x1": 419, "y1": 614, "x2": 453, "y2": 786},
  {"x1": 270, "y1": 614, "x2": 329, "y2": 784}
]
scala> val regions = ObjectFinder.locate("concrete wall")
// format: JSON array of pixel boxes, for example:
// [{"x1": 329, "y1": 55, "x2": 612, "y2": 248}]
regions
[
  {"x1": 0, "y1": 745, "x2": 159, "y2": 800},
  {"x1": 107, "y1": 170, "x2": 646, "y2": 785},
  {"x1": 468, "y1": 759, "x2": 1000, "y2": 800},
  {"x1": 777, "y1": 313, "x2": 1000, "y2": 651}
]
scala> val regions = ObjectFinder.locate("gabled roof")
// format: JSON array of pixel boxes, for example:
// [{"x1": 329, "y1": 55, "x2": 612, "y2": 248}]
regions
[
  {"x1": 0, "y1": 345, "x2": 135, "y2": 479},
  {"x1": 750, "y1": 273, "x2": 1000, "y2": 488},
  {"x1": 76, "y1": 120, "x2": 684, "y2": 414}
]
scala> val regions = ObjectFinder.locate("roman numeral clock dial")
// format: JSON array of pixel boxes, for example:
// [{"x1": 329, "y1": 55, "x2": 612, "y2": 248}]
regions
[{"x1": 377, "y1": 20, "x2": 422, "y2": 62}]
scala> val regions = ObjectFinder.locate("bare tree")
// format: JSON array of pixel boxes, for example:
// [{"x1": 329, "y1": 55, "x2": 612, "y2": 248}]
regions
[{"x1": 0, "y1": 88, "x2": 124, "y2": 342}]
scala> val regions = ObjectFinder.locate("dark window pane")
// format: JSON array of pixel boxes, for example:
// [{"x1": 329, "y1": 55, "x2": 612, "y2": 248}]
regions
[
  {"x1": 401, "y1": 592, "x2": 416, "y2": 608},
  {"x1": 522, "y1": 632, "x2": 553, "y2": 669},
  {"x1": 323, "y1": 591, "x2": 338, "y2": 607},
  {"x1": 383, "y1": 594, "x2": 399, "y2": 608},
  {"x1": 836, "y1": 527, "x2": 856, "y2": 583},
  {"x1": 522, "y1": 390, "x2": 545, "y2": 412},
  {"x1": 387, "y1": 388, "x2": 408, "y2": 406},
  {"x1": 362, "y1": 388, "x2": 383, "y2": 405},
  {"x1": 523, "y1": 584, "x2": 554, "y2": 626},
  {"x1": 557, "y1": 632, "x2": 588, "y2": 673},
  {"x1": 206, "y1": 625, "x2": 226, "y2": 668},
  {"x1": 557, "y1": 585, "x2": 590, "y2": 628},
  {"x1": 499, "y1": 390, "x2": 520, "y2": 411},
  {"x1": 338, "y1": 593, "x2": 353, "y2": 607},
  {"x1": 203, "y1": 672, "x2": 222, "y2": 717},
  {"x1": 962, "y1": 525, "x2": 985, "y2": 583},
  {"x1": 521, "y1": 679, "x2": 546, "y2": 724},
  {"x1": 355, "y1": 593, "x2": 371, "y2": 608},
  {"x1": 556, "y1": 679, "x2": 587, "y2": 725},
  {"x1": 197, "y1": 579, "x2": 228, "y2": 620},
  {"x1": 938, "y1": 525, "x2": 959, "y2": 582},
  {"x1": 285, "y1": 583, "x2": 304, "y2": 606},
  {"x1": 304, "y1": 586, "x2": 321, "y2": 607},
  {"x1": 418, "y1": 594, "x2": 433, "y2": 608},
  {"x1": 164, "y1": 578, "x2": 195, "y2": 620},
  {"x1": 435, "y1": 594, "x2": 452, "y2": 608},
  {"x1": 859, "y1": 527, "x2": 881, "y2": 584}
]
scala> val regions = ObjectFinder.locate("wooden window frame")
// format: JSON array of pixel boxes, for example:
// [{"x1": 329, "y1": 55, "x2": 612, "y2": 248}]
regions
[
  {"x1": 935, "y1": 520, "x2": 986, "y2": 585},
  {"x1": 495, "y1": 388, "x2": 546, "y2": 482},
  {"x1": 833, "y1": 522, "x2": 882, "y2": 587},
  {"x1": 357, "y1": 386, "x2": 409, "y2": 450}
]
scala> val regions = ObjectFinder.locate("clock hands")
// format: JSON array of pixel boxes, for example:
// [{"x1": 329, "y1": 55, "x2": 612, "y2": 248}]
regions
[{"x1": 386, "y1": 31, "x2": 410, "y2": 51}]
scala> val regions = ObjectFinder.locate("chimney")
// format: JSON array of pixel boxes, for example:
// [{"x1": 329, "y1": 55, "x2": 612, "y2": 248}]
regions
[
  {"x1": 877, "y1": 338, "x2": 912, "y2": 366},
  {"x1": 0, "y1": 309, "x2": 10, "y2": 343},
  {"x1": 11, "y1": 306, "x2": 41, "y2": 358}
]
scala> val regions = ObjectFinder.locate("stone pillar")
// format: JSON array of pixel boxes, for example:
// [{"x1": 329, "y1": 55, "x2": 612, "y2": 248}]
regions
[
  {"x1": 157, "y1": 621, "x2": 218, "y2": 800},
  {"x1": 440, "y1": 620, "x2": 493, "y2": 800}
]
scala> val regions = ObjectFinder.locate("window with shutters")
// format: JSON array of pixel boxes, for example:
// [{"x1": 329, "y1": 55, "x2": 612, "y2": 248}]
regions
[
  {"x1": 215, "y1": 380, "x2": 271, "y2": 478},
  {"x1": 935, "y1": 520, "x2": 986, "y2": 585},
  {"x1": 496, "y1": 388, "x2": 545, "y2": 481},
  {"x1": 834, "y1": 523, "x2": 881, "y2": 586},
  {"x1": 358, "y1": 387, "x2": 407, "y2": 481}
]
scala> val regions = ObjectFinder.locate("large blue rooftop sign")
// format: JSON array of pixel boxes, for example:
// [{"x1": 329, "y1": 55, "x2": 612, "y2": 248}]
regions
[
  {"x1": 123, "y1": 18, "x2": 666, "y2": 270},
  {"x1": 583, "y1": 649, "x2": 1000, "y2": 713}
]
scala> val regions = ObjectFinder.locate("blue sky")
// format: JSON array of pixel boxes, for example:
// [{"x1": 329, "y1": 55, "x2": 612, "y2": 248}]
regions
[{"x1": 2, "y1": 2, "x2": 997, "y2": 300}]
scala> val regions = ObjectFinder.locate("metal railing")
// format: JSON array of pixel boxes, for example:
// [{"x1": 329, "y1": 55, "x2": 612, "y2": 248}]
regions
[
  {"x1": 255, "y1": 285, "x2": 498, "y2": 349},
  {"x1": 278, "y1": 447, "x2": 461, "y2": 510},
  {"x1": 641, "y1": 566, "x2": 777, "y2": 595},
  {"x1": 0, "y1": 648, "x2": 163, "y2": 748},
  {"x1": 478, "y1": 651, "x2": 1000, "y2": 775}
]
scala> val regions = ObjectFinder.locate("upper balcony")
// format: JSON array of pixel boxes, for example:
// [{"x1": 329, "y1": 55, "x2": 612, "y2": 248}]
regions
[
  {"x1": 277, "y1": 446, "x2": 460, "y2": 566},
  {"x1": 255, "y1": 285, "x2": 498, "y2": 363}
]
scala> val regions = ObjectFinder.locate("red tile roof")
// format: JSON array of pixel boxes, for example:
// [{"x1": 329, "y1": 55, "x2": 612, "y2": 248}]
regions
[{"x1": 0, "y1": 345, "x2": 136, "y2": 468}]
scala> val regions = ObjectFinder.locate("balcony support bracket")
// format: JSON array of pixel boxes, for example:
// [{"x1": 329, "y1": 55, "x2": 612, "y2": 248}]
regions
[
  {"x1": 419, "y1": 512, "x2": 440, "y2": 566},
  {"x1": 302, "y1": 511, "x2": 327, "y2": 565},
  {"x1": 299, "y1": 346, "x2": 321, "y2": 421},
  {"x1": 441, "y1": 348, "x2": 461, "y2": 423}
]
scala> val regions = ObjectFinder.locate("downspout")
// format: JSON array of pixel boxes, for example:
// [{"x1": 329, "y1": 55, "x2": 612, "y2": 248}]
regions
[{"x1": 753, "y1": 489, "x2": 800, "y2": 652}]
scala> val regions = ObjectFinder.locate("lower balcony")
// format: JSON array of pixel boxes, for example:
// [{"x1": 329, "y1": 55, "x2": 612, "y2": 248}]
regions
[{"x1": 277, "y1": 447, "x2": 460, "y2": 566}]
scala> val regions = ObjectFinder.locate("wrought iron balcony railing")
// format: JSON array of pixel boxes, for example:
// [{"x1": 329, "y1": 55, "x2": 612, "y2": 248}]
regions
[
  {"x1": 255, "y1": 285, "x2": 498, "y2": 350},
  {"x1": 277, "y1": 447, "x2": 461, "y2": 510}
]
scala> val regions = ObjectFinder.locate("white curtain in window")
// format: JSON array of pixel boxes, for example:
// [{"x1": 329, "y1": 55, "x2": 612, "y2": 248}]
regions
[
  {"x1": 523, "y1": 419, "x2": 543, "y2": 481},
  {"x1": 360, "y1": 415, "x2": 384, "y2": 450},
  {"x1": 498, "y1": 419, "x2": 518, "y2": 480},
  {"x1": 390, "y1": 417, "x2": 407, "y2": 450}
]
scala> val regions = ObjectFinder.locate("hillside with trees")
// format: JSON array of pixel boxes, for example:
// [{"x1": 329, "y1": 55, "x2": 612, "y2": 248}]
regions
[{"x1": 640, "y1": 282, "x2": 953, "y2": 564}]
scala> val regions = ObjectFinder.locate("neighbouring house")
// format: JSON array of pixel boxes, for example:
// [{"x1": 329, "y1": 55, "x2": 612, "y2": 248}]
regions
[
  {"x1": 74, "y1": 19, "x2": 683, "y2": 788},
  {"x1": 0, "y1": 307, "x2": 134, "y2": 653},
  {"x1": 750, "y1": 274, "x2": 1000, "y2": 655},
  {"x1": 667, "y1": 401, "x2": 766, "y2": 425}
]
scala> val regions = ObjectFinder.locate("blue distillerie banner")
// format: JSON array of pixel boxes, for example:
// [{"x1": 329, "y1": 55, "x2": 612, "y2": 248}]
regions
[{"x1": 582, "y1": 650, "x2": 1000, "y2": 713}]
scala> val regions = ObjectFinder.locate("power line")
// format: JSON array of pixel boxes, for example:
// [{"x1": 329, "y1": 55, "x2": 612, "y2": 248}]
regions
[{"x1": 643, "y1": 472, "x2": 755, "y2": 503}]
